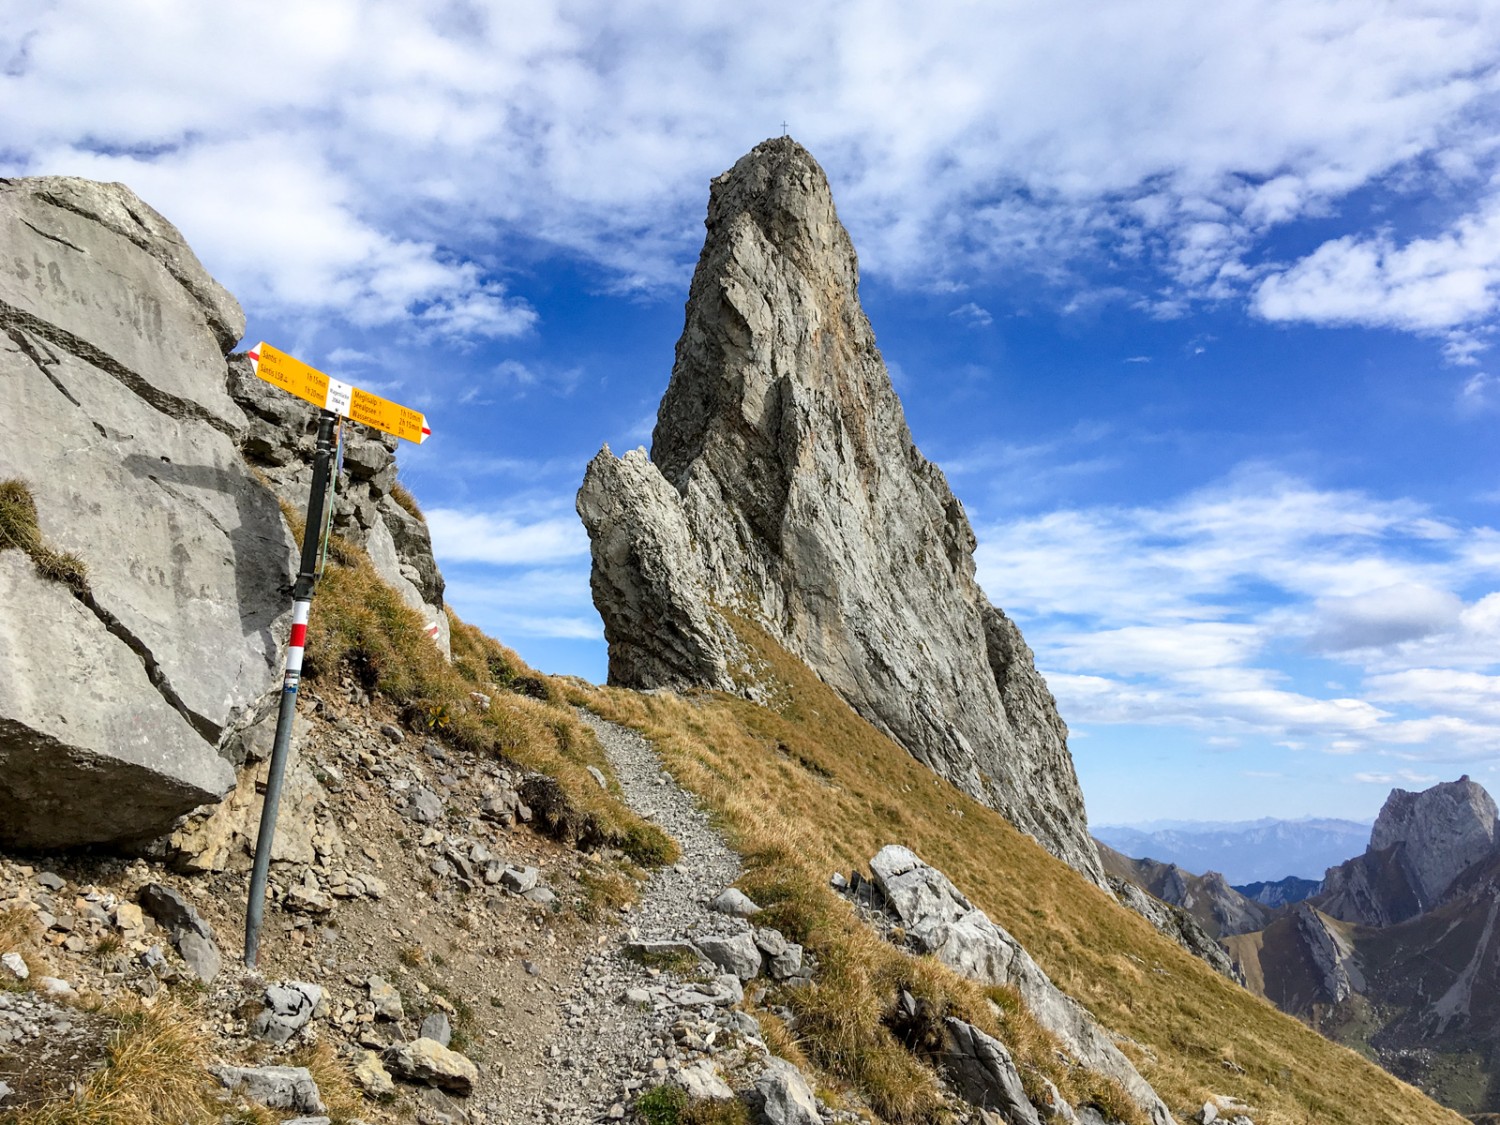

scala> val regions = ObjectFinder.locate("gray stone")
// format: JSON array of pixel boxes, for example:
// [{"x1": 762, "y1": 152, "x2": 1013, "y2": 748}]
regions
[
  {"x1": 354, "y1": 1050, "x2": 395, "y2": 1097},
  {"x1": 696, "y1": 932, "x2": 763, "y2": 980},
  {"x1": 211, "y1": 1064, "x2": 324, "y2": 1113},
  {"x1": 712, "y1": 888, "x2": 762, "y2": 917},
  {"x1": 753, "y1": 927, "x2": 788, "y2": 956},
  {"x1": 420, "y1": 1011, "x2": 452, "y2": 1047},
  {"x1": 768, "y1": 943, "x2": 804, "y2": 980},
  {"x1": 138, "y1": 883, "x2": 214, "y2": 941},
  {"x1": 253, "y1": 982, "x2": 323, "y2": 1044},
  {"x1": 176, "y1": 931, "x2": 222, "y2": 984},
  {"x1": 402, "y1": 787, "x2": 445, "y2": 825},
  {"x1": 747, "y1": 1057, "x2": 821, "y2": 1125},
  {"x1": 367, "y1": 975, "x2": 404, "y2": 1021},
  {"x1": 675, "y1": 1059, "x2": 735, "y2": 1100},
  {"x1": 0, "y1": 953, "x2": 26, "y2": 980},
  {"x1": 868, "y1": 845, "x2": 1172, "y2": 1125},
  {"x1": 0, "y1": 177, "x2": 297, "y2": 849},
  {"x1": 384, "y1": 1037, "x2": 478, "y2": 1094},
  {"x1": 35, "y1": 872, "x2": 64, "y2": 891},
  {"x1": 576, "y1": 139, "x2": 1106, "y2": 886},
  {"x1": 941, "y1": 1018, "x2": 1040, "y2": 1124},
  {"x1": 501, "y1": 865, "x2": 538, "y2": 894},
  {"x1": 586, "y1": 764, "x2": 609, "y2": 789}
]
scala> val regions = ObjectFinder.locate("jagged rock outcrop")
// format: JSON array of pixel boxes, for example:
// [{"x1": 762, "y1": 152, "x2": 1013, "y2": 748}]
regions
[
  {"x1": 0, "y1": 176, "x2": 294, "y2": 846},
  {"x1": 1108, "y1": 875, "x2": 1243, "y2": 982},
  {"x1": 1316, "y1": 776, "x2": 1499, "y2": 927},
  {"x1": 577, "y1": 137, "x2": 1104, "y2": 885},
  {"x1": 1098, "y1": 845, "x2": 1269, "y2": 939},
  {"x1": 866, "y1": 845, "x2": 1174, "y2": 1125}
]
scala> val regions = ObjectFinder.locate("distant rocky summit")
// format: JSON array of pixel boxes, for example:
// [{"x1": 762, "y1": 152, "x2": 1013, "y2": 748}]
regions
[
  {"x1": 1316, "y1": 775, "x2": 1498, "y2": 926},
  {"x1": 1225, "y1": 775, "x2": 1500, "y2": 1116},
  {"x1": 577, "y1": 138, "x2": 1105, "y2": 885}
]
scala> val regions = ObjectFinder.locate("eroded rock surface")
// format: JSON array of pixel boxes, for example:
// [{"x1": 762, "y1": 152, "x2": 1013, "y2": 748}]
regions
[
  {"x1": 577, "y1": 137, "x2": 1104, "y2": 885},
  {"x1": 0, "y1": 176, "x2": 292, "y2": 846}
]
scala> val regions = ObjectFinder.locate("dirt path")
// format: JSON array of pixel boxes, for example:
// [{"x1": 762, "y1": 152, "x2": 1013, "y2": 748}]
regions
[{"x1": 507, "y1": 710, "x2": 753, "y2": 1124}]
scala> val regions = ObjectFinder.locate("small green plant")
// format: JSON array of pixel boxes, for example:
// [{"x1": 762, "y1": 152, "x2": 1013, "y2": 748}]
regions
[
  {"x1": 634, "y1": 1084, "x2": 687, "y2": 1125},
  {"x1": 625, "y1": 945, "x2": 701, "y2": 974}
]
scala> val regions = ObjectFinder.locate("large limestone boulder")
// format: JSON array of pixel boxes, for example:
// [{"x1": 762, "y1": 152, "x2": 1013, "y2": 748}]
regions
[
  {"x1": 0, "y1": 176, "x2": 293, "y2": 846},
  {"x1": 577, "y1": 138, "x2": 1105, "y2": 885}
]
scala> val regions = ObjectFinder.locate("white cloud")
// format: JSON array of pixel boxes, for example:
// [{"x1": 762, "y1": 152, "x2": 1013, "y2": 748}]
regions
[
  {"x1": 1253, "y1": 192, "x2": 1500, "y2": 336},
  {"x1": 976, "y1": 466, "x2": 1500, "y2": 758},
  {"x1": 4, "y1": 0, "x2": 1500, "y2": 346},
  {"x1": 1353, "y1": 769, "x2": 1441, "y2": 786},
  {"x1": 425, "y1": 503, "x2": 588, "y2": 565}
]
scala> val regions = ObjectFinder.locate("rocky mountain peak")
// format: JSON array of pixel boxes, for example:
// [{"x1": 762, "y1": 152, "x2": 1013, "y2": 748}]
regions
[
  {"x1": 578, "y1": 139, "x2": 1106, "y2": 886},
  {"x1": 1368, "y1": 775, "x2": 1499, "y2": 903}
]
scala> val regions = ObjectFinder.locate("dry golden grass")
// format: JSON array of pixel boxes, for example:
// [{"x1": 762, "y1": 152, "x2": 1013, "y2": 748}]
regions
[
  {"x1": 0, "y1": 479, "x2": 89, "y2": 595},
  {"x1": 300, "y1": 538, "x2": 676, "y2": 867},
  {"x1": 570, "y1": 617, "x2": 1464, "y2": 1125},
  {"x1": 2, "y1": 997, "x2": 217, "y2": 1125},
  {"x1": 0, "y1": 906, "x2": 46, "y2": 989},
  {"x1": 290, "y1": 1039, "x2": 364, "y2": 1125}
]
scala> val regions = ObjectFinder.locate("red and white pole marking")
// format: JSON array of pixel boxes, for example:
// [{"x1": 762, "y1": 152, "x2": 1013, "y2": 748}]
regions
[{"x1": 285, "y1": 599, "x2": 311, "y2": 692}]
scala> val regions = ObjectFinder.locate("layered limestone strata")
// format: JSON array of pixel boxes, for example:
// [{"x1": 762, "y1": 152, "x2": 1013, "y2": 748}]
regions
[{"x1": 578, "y1": 139, "x2": 1105, "y2": 885}]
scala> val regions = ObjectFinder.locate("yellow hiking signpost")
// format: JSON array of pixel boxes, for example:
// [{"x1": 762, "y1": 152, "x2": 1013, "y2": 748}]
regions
[
  {"x1": 242, "y1": 342, "x2": 431, "y2": 967},
  {"x1": 247, "y1": 341, "x2": 431, "y2": 444}
]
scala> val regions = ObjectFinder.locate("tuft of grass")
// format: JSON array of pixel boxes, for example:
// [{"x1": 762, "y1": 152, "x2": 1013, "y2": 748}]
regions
[
  {"x1": 571, "y1": 615, "x2": 1465, "y2": 1125},
  {"x1": 635, "y1": 1084, "x2": 688, "y2": 1125},
  {"x1": 4, "y1": 996, "x2": 217, "y2": 1125},
  {"x1": 388, "y1": 480, "x2": 425, "y2": 523},
  {"x1": 290, "y1": 1040, "x2": 363, "y2": 1125},
  {"x1": 0, "y1": 907, "x2": 44, "y2": 991},
  {"x1": 577, "y1": 865, "x2": 640, "y2": 922},
  {"x1": 0, "y1": 479, "x2": 89, "y2": 596},
  {"x1": 299, "y1": 537, "x2": 676, "y2": 867}
]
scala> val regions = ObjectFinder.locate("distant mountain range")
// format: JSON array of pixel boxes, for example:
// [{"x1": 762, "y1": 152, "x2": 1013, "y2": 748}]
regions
[{"x1": 1093, "y1": 818, "x2": 1372, "y2": 883}]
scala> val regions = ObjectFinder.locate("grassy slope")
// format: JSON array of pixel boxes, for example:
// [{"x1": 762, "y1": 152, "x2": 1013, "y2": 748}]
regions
[{"x1": 574, "y1": 619, "x2": 1463, "y2": 1125}]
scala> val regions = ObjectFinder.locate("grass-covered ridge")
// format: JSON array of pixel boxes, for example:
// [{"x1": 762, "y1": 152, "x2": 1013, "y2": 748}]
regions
[
  {"x1": 300, "y1": 533, "x2": 677, "y2": 868},
  {"x1": 570, "y1": 616, "x2": 1464, "y2": 1125}
]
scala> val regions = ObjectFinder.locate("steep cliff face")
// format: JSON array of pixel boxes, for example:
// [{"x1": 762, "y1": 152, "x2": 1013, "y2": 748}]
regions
[
  {"x1": 577, "y1": 138, "x2": 1105, "y2": 886},
  {"x1": 1317, "y1": 776, "x2": 1499, "y2": 926}
]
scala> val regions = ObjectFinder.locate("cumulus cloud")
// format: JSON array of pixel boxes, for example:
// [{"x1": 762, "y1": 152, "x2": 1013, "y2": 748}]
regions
[
  {"x1": 425, "y1": 502, "x2": 588, "y2": 565},
  {"x1": 4, "y1": 0, "x2": 1500, "y2": 345},
  {"x1": 976, "y1": 467, "x2": 1500, "y2": 758},
  {"x1": 1253, "y1": 192, "x2": 1500, "y2": 336}
]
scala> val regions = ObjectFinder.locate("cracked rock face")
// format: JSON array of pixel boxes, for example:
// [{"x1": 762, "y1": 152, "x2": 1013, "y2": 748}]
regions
[
  {"x1": 577, "y1": 138, "x2": 1104, "y2": 885},
  {"x1": 0, "y1": 176, "x2": 293, "y2": 847}
]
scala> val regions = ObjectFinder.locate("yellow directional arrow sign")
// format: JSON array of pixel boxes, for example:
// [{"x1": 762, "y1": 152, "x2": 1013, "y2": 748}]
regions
[{"x1": 247, "y1": 342, "x2": 431, "y2": 444}]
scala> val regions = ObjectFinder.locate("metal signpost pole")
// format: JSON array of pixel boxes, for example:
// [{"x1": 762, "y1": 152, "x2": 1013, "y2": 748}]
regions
[{"x1": 244, "y1": 409, "x2": 338, "y2": 968}]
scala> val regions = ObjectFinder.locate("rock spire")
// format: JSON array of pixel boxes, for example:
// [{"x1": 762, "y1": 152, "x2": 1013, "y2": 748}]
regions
[{"x1": 578, "y1": 138, "x2": 1106, "y2": 885}]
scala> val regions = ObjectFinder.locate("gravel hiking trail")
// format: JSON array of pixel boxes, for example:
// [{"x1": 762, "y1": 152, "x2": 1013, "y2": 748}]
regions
[{"x1": 512, "y1": 710, "x2": 746, "y2": 1124}]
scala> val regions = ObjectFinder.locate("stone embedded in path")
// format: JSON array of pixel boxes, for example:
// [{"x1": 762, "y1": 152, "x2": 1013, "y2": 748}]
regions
[
  {"x1": 253, "y1": 982, "x2": 323, "y2": 1044},
  {"x1": 710, "y1": 888, "x2": 761, "y2": 917},
  {"x1": 695, "y1": 932, "x2": 762, "y2": 980},
  {"x1": 384, "y1": 1036, "x2": 479, "y2": 1095},
  {"x1": 676, "y1": 1059, "x2": 736, "y2": 1100}
]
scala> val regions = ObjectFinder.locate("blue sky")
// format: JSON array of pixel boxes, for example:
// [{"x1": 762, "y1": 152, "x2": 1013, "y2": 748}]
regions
[{"x1": 5, "y1": 0, "x2": 1499, "y2": 826}]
